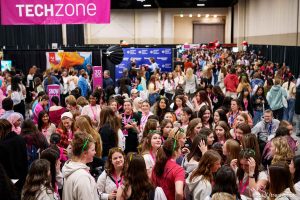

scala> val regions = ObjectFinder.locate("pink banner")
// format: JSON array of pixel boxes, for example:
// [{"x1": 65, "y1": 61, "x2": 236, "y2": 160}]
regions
[
  {"x1": 1, "y1": 0, "x2": 110, "y2": 25},
  {"x1": 48, "y1": 84, "x2": 60, "y2": 106},
  {"x1": 93, "y1": 66, "x2": 103, "y2": 90}
]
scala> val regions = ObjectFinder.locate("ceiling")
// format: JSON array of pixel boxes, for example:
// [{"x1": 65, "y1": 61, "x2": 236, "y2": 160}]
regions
[{"x1": 111, "y1": 0, "x2": 238, "y2": 9}]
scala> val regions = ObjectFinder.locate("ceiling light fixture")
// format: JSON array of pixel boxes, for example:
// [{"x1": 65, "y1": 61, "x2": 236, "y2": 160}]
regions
[
  {"x1": 197, "y1": 4, "x2": 205, "y2": 6},
  {"x1": 197, "y1": 14, "x2": 201, "y2": 17},
  {"x1": 180, "y1": 14, "x2": 184, "y2": 17},
  {"x1": 214, "y1": 15, "x2": 217, "y2": 18},
  {"x1": 143, "y1": 4, "x2": 151, "y2": 7},
  {"x1": 189, "y1": 14, "x2": 193, "y2": 17},
  {"x1": 206, "y1": 14, "x2": 209, "y2": 18}
]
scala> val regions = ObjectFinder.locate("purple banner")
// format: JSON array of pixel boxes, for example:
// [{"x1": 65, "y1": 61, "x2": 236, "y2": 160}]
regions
[
  {"x1": 48, "y1": 84, "x2": 60, "y2": 107},
  {"x1": 93, "y1": 66, "x2": 103, "y2": 90},
  {"x1": 1, "y1": 0, "x2": 110, "y2": 25}
]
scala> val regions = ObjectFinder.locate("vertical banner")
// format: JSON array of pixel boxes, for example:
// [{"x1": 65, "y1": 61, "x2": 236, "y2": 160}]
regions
[
  {"x1": 93, "y1": 66, "x2": 103, "y2": 90},
  {"x1": 47, "y1": 84, "x2": 60, "y2": 106}
]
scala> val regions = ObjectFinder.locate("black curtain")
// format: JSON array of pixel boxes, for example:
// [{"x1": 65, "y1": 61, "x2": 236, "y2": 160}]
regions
[
  {"x1": 66, "y1": 25, "x2": 84, "y2": 46},
  {"x1": 0, "y1": 25, "x2": 62, "y2": 49}
]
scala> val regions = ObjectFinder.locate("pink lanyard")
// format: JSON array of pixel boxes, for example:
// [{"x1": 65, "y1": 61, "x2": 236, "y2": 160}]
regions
[
  {"x1": 90, "y1": 105, "x2": 97, "y2": 121},
  {"x1": 239, "y1": 178, "x2": 249, "y2": 194},
  {"x1": 123, "y1": 114, "x2": 132, "y2": 125},
  {"x1": 150, "y1": 149, "x2": 156, "y2": 162},
  {"x1": 113, "y1": 174, "x2": 123, "y2": 189},
  {"x1": 141, "y1": 113, "x2": 150, "y2": 125}
]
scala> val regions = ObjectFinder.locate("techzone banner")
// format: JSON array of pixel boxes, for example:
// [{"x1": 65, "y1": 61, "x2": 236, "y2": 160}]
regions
[{"x1": 1, "y1": 0, "x2": 110, "y2": 25}]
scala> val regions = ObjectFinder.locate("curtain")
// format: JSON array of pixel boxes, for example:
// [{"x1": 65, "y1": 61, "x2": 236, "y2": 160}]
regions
[
  {"x1": 0, "y1": 25, "x2": 62, "y2": 49},
  {"x1": 66, "y1": 25, "x2": 84, "y2": 46}
]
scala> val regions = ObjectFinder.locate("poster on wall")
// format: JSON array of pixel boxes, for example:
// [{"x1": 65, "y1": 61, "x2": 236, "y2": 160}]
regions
[
  {"x1": 46, "y1": 52, "x2": 92, "y2": 71},
  {"x1": 1, "y1": 0, "x2": 110, "y2": 25},
  {"x1": 115, "y1": 48, "x2": 173, "y2": 81}
]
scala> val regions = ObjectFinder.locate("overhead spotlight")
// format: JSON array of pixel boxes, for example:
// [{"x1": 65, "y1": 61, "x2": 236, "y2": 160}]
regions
[
  {"x1": 214, "y1": 15, "x2": 217, "y2": 18},
  {"x1": 197, "y1": 4, "x2": 205, "y2": 6},
  {"x1": 189, "y1": 14, "x2": 193, "y2": 17},
  {"x1": 143, "y1": 4, "x2": 151, "y2": 7},
  {"x1": 180, "y1": 14, "x2": 184, "y2": 17},
  {"x1": 197, "y1": 14, "x2": 201, "y2": 17},
  {"x1": 205, "y1": 14, "x2": 209, "y2": 18}
]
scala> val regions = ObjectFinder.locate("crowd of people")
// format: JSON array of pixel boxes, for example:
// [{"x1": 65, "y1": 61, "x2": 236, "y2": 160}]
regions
[{"x1": 0, "y1": 48, "x2": 300, "y2": 200}]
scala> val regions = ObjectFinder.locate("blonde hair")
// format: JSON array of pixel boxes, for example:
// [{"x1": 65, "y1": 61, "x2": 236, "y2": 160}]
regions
[
  {"x1": 212, "y1": 193, "x2": 234, "y2": 200},
  {"x1": 77, "y1": 96, "x2": 89, "y2": 107},
  {"x1": 271, "y1": 136, "x2": 294, "y2": 165},
  {"x1": 65, "y1": 95, "x2": 77, "y2": 107},
  {"x1": 169, "y1": 127, "x2": 186, "y2": 141},
  {"x1": 185, "y1": 68, "x2": 194, "y2": 80},
  {"x1": 75, "y1": 116, "x2": 102, "y2": 158}
]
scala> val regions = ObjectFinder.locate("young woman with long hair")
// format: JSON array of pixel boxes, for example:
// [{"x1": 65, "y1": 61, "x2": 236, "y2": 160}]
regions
[
  {"x1": 182, "y1": 134, "x2": 208, "y2": 176},
  {"x1": 238, "y1": 89, "x2": 254, "y2": 117},
  {"x1": 213, "y1": 109, "x2": 228, "y2": 128},
  {"x1": 40, "y1": 148, "x2": 63, "y2": 198},
  {"x1": 164, "y1": 72, "x2": 175, "y2": 102},
  {"x1": 214, "y1": 121, "x2": 231, "y2": 145},
  {"x1": 251, "y1": 86, "x2": 268, "y2": 126},
  {"x1": 270, "y1": 136, "x2": 294, "y2": 165},
  {"x1": 56, "y1": 112, "x2": 75, "y2": 149},
  {"x1": 8, "y1": 75, "x2": 26, "y2": 118},
  {"x1": 235, "y1": 123, "x2": 252, "y2": 143},
  {"x1": 180, "y1": 107, "x2": 193, "y2": 130},
  {"x1": 140, "y1": 100, "x2": 153, "y2": 133},
  {"x1": 230, "y1": 148, "x2": 268, "y2": 198},
  {"x1": 208, "y1": 165, "x2": 244, "y2": 200},
  {"x1": 184, "y1": 68, "x2": 198, "y2": 98},
  {"x1": 141, "y1": 118, "x2": 160, "y2": 141},
  {"x1": 33, "y1": 95, "x2": 49, "y2": 124},
  {"x1": 62, "y1": 132, "x2": 98, "y2": 199},
  {"x1": 185, "y1": 118, "x2": 202, "y2": 149},
  {"x1": 160, "y1": 119, "x2": 173, "y2": 142},
  {"x1": 163, "y1": 112, "x2": 177, "y2": 123},
  {"x1": 198, "y1": 105, "x2": 213, "y2": 129},
  {"x1": 192, "y1": 90, "x2": 212, "y2": 112},
  {"x1": 186, "y1": 150, "x2": 221, "y2": 200},
  {"x1": 22, "y1": 159, "x2": 54, "y2": 200},
  {"x1": 269, "y1": 162, "x2": 297, "y2": 200},
  {"x1": 99, "y1": 106, "x2": 123, "y2": 158},
  {"x1": 117, "y1": 154, "x2": 166, "y2": 200},
  {"x1": 81, "y1": 92, "x2": 101, "y2": 128},
  {"x1": 140, "y1": 130, "x2": 162, "y2": 178},
  {"x1": 49, "y1": 96, "x2": 66, "y2": 127},
  {"x1": 211, "y1": 86, "x2": 225, "y2": 112},
  {"x1": 173, "y1": 95, "x2": 186, "y2": 121},
  {"x1": 37, "y1": 111, "x2": 56, "y2": 143},
  {"x1": 75, "y1": 115, "x2": 103, "y2": 158},
  {"x1": 148, "y1": 75, "x2": 160, "y2": 106},
  {"x1": 289, "y1": 155, "x2": 300, "y2": 197},
  {"x1": 241, "y1": 134, "x2": 262, "y2": 165},
  {"x1": 153, "y1": 96, "x2": 170, "y2": 122},
  {"x1": 222, "y1": 139, "x2": 241, "y2": 165},
  {"x1": 97, "y1": 147, "x2": 126, "y2": 200},
  {"x1": 152, "y1": 139, "x2": 185, "y2": 200}
]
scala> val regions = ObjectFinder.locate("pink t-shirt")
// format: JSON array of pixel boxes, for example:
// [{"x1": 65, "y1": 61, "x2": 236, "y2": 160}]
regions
[
  {"x1": 152, "y1": 159, "x2": 185, "y2": 200},
  {"x1": 33, "y1": 103, "x2": 44, "y2": 124}
]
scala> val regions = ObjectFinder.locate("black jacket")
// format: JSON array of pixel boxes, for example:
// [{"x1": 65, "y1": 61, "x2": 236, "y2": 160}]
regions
[
  {"x1": 99, "y1": 124, "x2": 118, "y2": 157},
  {"x1": 0, "y1": 132, "x2": 28, "y2": 193}
]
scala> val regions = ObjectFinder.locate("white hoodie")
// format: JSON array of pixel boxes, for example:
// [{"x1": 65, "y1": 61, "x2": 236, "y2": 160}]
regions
[
  {"x1": 185, "y1": 174, "x2": 211, "y2": 200},
  {"x1": 62, "y1": 160, "x2": 99, "y2": 200}
]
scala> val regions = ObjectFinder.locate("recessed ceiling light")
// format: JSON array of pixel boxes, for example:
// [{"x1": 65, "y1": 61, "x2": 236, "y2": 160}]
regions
[
  {"x1": 143, "y1": 4, "x2": 151, "y2": 7},
  {"x1": 189, "y1": 14, "x2": 193, "y2": 17},
  {"x1": 180, "y1": 14, "x2": 184, "y2": 17},
  {"x1": 214, "y1": 15, "x2": 217, "y2": 18},
  {"x1": 197, "y1": 4, "x2": 205, "y2": 6},
  {"x1": 206, "y1": 14, "x2": 209, "y2": 18},
  {"x1": 197, "y1": 14, "x2": 201, "y2": 17}
]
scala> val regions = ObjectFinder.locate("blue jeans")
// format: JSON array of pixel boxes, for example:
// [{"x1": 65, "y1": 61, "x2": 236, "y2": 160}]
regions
[
  {"x1": 283, "y1": 98, "x2": 295, "y2": 123},
  {"x1": 253, "y1": 110, "x2": 263, "y2": 126},
  {"x1": 149, "y1": 93, "x2": 159, "y2": 106}
]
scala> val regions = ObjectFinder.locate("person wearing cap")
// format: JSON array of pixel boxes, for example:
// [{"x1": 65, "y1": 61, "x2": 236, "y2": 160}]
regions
[
  {"x1": 130, "y1": 89, "x2": 139, "y2": 101},
  {"x1": 57, "y1": 112, "x2": 75, "y2": 149}
]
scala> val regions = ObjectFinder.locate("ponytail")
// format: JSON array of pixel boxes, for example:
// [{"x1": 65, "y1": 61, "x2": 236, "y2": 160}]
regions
[{"x1": 153, "y1": 139, "x2": 179, "y2": 177}]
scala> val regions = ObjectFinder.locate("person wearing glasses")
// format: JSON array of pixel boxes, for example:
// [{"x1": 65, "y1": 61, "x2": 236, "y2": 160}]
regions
[
  {"x1": 230, "y1": 148, "x2": 268, "y2": 199},
  {"x1": 62, "y1": 132, "x2": 98, "y2": 200},
  {"x1": 97, "y1": 147, "x2": 126, "y2": 200}
]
